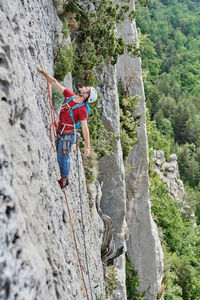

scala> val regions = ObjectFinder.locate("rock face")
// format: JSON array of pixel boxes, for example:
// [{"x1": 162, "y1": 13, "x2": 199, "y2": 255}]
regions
[
  {"x1": 153, "y1": 150, "x2": 185, "y2": 201},
  {"x1": 97, "y1": 61, "x2": 127, "y2": 256},
  {"x1": 0, "y1": 0, "x2": 166, "y2": 299},
  {"x1": 116, "y1": 1, "x2": 164, "y2": 299},
  {"x1": 0, "y1": 1, "x2": 105, "y2": 299},
  {"x1": 96, "y1": 60, "x2": 127, "y2": 300}
]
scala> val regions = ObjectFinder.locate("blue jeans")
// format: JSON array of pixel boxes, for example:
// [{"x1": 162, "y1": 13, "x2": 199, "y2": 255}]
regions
[{"x1": 56, "y1": 134, "x2": 76, "y2": 178}]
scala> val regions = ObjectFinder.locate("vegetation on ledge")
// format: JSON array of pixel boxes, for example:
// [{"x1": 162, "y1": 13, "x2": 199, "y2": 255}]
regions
[
  {"x1": 126, "y1": 258, "x2": 145, "y2": 300},
  {"x1": 53, "y1": 0, "x2": 140, "y2": 84},
  {"x1": 53, "y1": 0, "x2": 140, "y2": 159},
  {"x1": 118, "y1": 80, "x2": 140, "y2": 160}
]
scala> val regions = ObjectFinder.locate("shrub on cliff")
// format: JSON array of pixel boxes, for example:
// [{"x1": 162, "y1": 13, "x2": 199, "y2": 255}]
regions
[
  {"x1": 150, "y1": 164, "x2": 200, "y2": 299},
  {"x1": 126, "y1": 258, "x2": 145, "y2": 300},
  {"x1": 119, "y1": 90, "x2": 140, "y2": 160},
  {"x1": 53, "y1": 0, "x2": 139, "y2": 84}
]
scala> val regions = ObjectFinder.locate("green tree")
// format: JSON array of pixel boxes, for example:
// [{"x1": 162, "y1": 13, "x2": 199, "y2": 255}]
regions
[
  {"x1": 126, "y1": 259, "x2": 145, "y2": 299},
  {"x1": 136, "y1": 0, "x2": 200, "y2": 188}
]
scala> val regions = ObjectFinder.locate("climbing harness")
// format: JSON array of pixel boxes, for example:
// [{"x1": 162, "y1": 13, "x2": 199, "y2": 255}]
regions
[
  {"x1": 47, "y1": 81, "x2": 93, "y2": 300},
  {"x1": 57, "y1": 122, "x2": 75, "y2": 136}
]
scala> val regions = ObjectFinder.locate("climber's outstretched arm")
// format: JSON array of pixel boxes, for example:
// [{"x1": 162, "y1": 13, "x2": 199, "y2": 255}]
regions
[
  {"x1": 37, "y1": 66, "x2": 65, "y2": 94},
  {"x1": 81, "y1": 119, "x2": 90, "y2": 159}
]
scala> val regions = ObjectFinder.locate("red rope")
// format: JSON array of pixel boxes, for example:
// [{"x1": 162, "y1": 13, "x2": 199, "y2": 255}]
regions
[
  {"x1": 47, "y1": 82, "x2": 57, "y2": 142},
  {"x1": 46, "y1": 81, "x2": 90, "y2": 300}
]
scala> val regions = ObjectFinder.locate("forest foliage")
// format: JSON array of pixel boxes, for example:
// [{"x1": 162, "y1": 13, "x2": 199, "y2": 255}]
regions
[
  {"x1": 149, "y1": 160, "x2": 200, "y2": 300},
  {"x1": 136, "y1": 0, "x2": 200, "y2": 189},
  {"x1": 137, "y1": 0, "x2": 200, "y2": 298}
]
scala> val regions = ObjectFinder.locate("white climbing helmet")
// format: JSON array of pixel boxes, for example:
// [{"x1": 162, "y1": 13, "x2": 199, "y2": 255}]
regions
[{"x1": 87, "y1": 87, "x2": 98, "y2": 103}]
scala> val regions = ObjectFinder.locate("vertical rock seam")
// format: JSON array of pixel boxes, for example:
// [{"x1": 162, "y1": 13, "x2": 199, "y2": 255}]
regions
[
  {"x1": 96, "y1": 60, "x2": 128, "y2": 300},
  {"x1": 116, "y1": 0, "x2": 164, "y2": 299}
]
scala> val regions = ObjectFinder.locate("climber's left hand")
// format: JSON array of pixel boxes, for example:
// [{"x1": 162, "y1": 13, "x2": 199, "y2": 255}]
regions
[{"x1": 84, "y1": 147, "x2": 90, "y2": 159}]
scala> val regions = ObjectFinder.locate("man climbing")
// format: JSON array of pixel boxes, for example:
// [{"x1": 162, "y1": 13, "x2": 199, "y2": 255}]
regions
[{"x1": 37, "y1": 66, "x2": 98, "y2": 188}]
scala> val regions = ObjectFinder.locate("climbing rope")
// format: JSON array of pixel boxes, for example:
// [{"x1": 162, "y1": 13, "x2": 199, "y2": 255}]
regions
[
  {"x1": 76, "y1": 146, "x2": 94, "y2": 300},
  {"x1": 47, "y1": 82, "x2": 57, "y2": 143},
  {"x1": 46, "y1": 81, "x2": 91, "y2": 300}
]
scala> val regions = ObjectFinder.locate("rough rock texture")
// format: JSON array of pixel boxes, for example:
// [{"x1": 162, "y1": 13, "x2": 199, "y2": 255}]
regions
[
  {"x1": 0, "y1": 1, "x2": 105, "y2": 299},
  {"x1": 0, "y1": 0, "x2": 167, "y2": 299},
  {"x1": 116, "y1": 1, "x2": 164, "y2": 299},
  {"x1": 97, "y1": 61, "x2": 127, "y2": 256},
  {"x1": 96, "y1": 60, "x2": 127, "y2": 300},
  {"x1": 153, "y1": 150, "x2": 185, "y2": 201}
]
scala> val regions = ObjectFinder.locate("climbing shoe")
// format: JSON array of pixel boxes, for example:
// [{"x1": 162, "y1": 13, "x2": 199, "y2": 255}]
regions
[{"x1": 58, "y1": 178, "x2": 69, "y2": 189}]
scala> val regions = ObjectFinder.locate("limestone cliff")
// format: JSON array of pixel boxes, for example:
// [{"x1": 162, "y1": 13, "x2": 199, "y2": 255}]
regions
[
  {"x1": 96, "y1": 60, "x2": 127, "y2": 300},
  {"x1": 0, "y1": 0, "x2": 164, "y2": 300},
  {"x1": 116, "y1": 1, "x2": 164, "y2": 299},
  {"x1": 0, "y1": 1, "x2": 105, "y2": 299},
  {"x1": 94, "y1": 0, "x2": 164, "y2": 298}
]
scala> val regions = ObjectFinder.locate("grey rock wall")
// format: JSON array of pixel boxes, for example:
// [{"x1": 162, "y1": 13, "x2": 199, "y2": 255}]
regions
[
  {"x1": 153, "y1": 150, "x2": 184, "y2": 201},
  {"x1": 153, "y1": 151, "x2": 195, "y2": 226},
  {"x1": 97, "y1": 61, "x2": 127, "y2": 253},
  {"x1": 116, "y1": 1, "x2": 164, "y2": 299},
  {"x1": 96, "y1": 60, "x2": 127, "y2": 300},
  {"x1": 0, "y1": 0, "x2": 167, "y2": 299},
  {"x1": 0, "y1": 1, "x2": 105, "y2": 299}
]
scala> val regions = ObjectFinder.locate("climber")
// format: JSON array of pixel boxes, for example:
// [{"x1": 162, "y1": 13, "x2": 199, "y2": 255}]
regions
[{"x1": 37, "y1": 66, "x2": 98, "y2": 188}]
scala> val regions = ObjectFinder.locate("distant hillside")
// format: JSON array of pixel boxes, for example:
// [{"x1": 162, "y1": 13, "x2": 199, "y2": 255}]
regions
[{"x1": 136, "y1": 0, "x2": 200, "y2": 188}]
